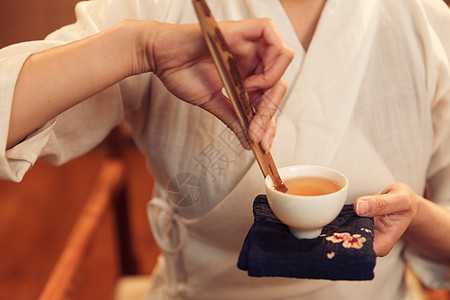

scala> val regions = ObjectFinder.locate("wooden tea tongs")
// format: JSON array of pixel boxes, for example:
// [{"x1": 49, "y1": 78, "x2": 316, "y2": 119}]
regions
[{"x1": 192, "y1": 0, "x2": 287, "y2": 192}]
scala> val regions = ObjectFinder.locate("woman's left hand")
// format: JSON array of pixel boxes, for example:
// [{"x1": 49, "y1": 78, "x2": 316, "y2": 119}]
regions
[{"x1": 354, "y1": 183, "x2": 418, "y2": 257}]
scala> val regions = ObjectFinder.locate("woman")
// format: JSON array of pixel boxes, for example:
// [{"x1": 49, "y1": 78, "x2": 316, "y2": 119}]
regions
[{"x1": 1, "y1": 0, "x2": 449, "y2": 299}]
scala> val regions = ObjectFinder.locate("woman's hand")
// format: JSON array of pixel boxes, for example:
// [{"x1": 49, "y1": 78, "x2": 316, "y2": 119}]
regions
[
  {"x1": 354, "y1": 183, "x2": 418, "y2": 257},
  {"x1": 8, "y1": 19, "x2": 293, "y2": 150},
  {"x1": 141, "y1": 19, "x2": 294, "y2": 151},
  {"x1": 355, "y1": 183, "x2": 450, "y2": 263}
]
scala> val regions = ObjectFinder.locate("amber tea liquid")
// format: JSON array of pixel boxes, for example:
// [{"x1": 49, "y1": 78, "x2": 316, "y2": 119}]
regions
[{"x1": 282, "y1": 176, "x2": 342, "y2": 196}]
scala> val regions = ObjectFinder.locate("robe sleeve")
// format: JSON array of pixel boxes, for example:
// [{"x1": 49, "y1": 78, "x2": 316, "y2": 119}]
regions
[
  {"x1": 0, "y1": 0, "x2": 172, "y2": 182},
  {"x1": 404, "y1": 0, "x2": 450, "y2": 289}
]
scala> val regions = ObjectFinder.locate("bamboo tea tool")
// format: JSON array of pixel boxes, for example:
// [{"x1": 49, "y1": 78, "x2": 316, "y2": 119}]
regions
[{"x1": 192, "y1": 0, "x2": 287, "y2": 192}]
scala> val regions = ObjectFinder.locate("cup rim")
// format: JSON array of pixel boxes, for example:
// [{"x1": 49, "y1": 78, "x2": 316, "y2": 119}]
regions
[{"x1": 265, "y1": 164, "x2": 348, "y2": 198}]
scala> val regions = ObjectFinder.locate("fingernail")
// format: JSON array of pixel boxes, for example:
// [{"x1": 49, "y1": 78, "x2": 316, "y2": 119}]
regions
[{"x1": 356, "y1": 200, "x2": 369, "y2": 216}]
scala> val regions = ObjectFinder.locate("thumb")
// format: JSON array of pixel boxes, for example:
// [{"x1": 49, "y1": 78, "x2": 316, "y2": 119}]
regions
[
  {"x1": 354, "y1": 194, "x2": 395, "y2": 217},
  {"x1": 355, "y1": 185, "x2": 413, "y2": 217}
]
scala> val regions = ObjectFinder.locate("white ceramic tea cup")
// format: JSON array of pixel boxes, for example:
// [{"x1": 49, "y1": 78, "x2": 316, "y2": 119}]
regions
[{"x1": 265, "y1": 165, "x2": 348, "y2": 239}]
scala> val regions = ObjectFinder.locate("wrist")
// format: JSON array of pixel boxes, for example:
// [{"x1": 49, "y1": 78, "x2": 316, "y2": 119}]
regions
[
  {"x1": 402, "y1": 194, "x2": 450, "y2": 263},
  {"x1": 127, "y1": 19, "x2": 161, "y2": 75},
  {"x1": 404, "y1": 195, "x2": 425, "y2": 236},
  {"x1": 106, "y1": 19, "x2": 161, "y2": 77}
]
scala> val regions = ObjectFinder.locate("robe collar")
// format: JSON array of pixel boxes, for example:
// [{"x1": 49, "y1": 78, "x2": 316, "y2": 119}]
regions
[{"x1": 245, "y1": 0, "x2": 380, "y2": 165}]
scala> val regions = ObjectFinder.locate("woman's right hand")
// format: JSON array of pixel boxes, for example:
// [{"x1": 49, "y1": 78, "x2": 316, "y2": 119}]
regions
[
  {"x1": 8, "y1": 19, "x2": 293, "y2": 151},
  {"x1": 141, "y1": 19, "x2": 294, "y2": 151}
]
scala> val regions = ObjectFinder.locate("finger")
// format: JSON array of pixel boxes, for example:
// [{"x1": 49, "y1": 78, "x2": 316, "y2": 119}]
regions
[
  {"x1": 247, "y1": 78, "x2": 286, "y2": 145},
  {"x1": 372, "y1": 213, "x2": 411, "y2": 257},
  {"x1": 223, "y1": 19, "x2": 283, "y2": 57},
  {"x1": 243, "y1": 19, "x2": 294, "y2": 72},
  {"x1": 244, "y1": 45, "x2": 294, "y2": 90},
  {"x1": 229, "y1": 117, "x2": 251, "y2": 150},
  {"x1": 259, "y1": 118, "x2": 276, "y2": 152},
  {"x1": 354, "y1": 192, "x2": 412, "y2": 217},
  {"x1": 372, "y1": 229, "x2": 398, "y2": 257},
  {"x1": 219, "y1": 19, "x2": 293, "y2": 89}
]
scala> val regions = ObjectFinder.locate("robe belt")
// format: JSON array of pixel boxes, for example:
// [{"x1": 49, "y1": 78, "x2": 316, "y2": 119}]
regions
[{"x1": 147, "y1": 197, "x2": 188, "y2": 296}]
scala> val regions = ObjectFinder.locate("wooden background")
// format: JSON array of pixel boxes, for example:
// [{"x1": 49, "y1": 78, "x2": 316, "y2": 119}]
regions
[
  {"x1": 0, "y1": 0, "x2": 79, "y2": 49},
  {"x1": 0, "y1": 2, "x2": 158, "y2": 299}
]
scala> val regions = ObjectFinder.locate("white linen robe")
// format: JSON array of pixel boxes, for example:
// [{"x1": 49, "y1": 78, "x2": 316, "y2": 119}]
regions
[{"x1": 1, "y1": 0, "x2": 449, "y2": 299}]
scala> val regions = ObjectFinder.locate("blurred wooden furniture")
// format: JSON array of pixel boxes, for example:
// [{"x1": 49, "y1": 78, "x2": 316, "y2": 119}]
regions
[
  {"x1": 35, "y1": 127, "x2": 156, "y2": 300},
  {"x1": 0, "y1": 141, "x2": 158, "y2": 300},
  {"x1": 38, "y1": 159, "x2": 126, "y2": 300}
]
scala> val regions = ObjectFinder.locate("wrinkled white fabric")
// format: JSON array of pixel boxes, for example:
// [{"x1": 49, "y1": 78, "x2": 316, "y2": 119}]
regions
[{"x1": 1, "y1": 0, "x2": 449, "y2": 299}]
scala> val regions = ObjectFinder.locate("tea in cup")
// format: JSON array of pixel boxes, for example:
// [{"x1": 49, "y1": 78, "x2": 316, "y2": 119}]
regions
[{"x1": 265, "y1": 165, "x2": 348, "y2": 239}]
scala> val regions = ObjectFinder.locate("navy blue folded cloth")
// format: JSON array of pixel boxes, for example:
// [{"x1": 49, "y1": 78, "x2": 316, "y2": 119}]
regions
[{"x1": 237, "y1": 195, "x2": 376, "y2": 281}]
